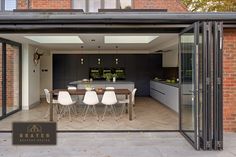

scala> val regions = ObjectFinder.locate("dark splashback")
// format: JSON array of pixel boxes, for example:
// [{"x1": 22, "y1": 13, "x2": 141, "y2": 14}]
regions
[{"x1": 53, "y1": 54, "x2": 163, "y2": 96}]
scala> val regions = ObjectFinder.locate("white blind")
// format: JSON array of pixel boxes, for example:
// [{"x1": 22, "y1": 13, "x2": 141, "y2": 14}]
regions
[
  {"x1": 73, "y1": 0, "x2": 86, "y2": 11},
  {"x1": 104, "y1": 0, "x2": 116, "y2": 9},
  {"x1": 5, "y1": 0, "x2": 16, "y2": 11}
]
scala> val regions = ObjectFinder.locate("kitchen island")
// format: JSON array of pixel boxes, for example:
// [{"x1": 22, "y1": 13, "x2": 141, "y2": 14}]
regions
[{"x1": 150, "y1": 80, "x2": 179, "y2": 112}]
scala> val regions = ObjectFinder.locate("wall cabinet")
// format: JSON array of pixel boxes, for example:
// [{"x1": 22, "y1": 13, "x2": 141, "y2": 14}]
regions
[
  {"x1": 162, "y1": 51, "x2": 178, "y2": 67},
  {"x1": 150, "y1": 80, "x2": 179, "y2": 112}
]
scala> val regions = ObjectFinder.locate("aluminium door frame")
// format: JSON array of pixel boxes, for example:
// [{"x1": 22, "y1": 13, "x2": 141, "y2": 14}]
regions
[
  {"x1": 179, "y1": 22, "x2": 200, "y2": 150},
  {"x1": 0, "y1": 37, "x2": 22, "y2": 120},
  {"x1": 213, "y1": 21, "x2": 224, "y2": 150}
]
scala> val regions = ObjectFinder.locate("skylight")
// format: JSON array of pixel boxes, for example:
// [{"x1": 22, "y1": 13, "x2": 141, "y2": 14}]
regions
[
  {"x1": 104, "y1": 36, "x2": 158, "y2": 44},
  {"x1": 24, "y1": 36, "x2": 84, "y2": 44}
]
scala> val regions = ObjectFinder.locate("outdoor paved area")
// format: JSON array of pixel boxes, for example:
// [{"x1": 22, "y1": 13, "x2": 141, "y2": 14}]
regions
[{"x1": 0, "y1": 132, "x2": 236, "y2": 157}]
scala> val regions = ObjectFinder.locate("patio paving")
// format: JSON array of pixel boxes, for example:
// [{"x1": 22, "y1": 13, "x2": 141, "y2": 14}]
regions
[{"x1": 0, "y1": 132, "x2": 235, "y2": 157}]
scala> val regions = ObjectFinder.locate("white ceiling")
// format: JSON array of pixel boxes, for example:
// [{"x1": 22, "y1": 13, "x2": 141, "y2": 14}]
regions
[{"x1": 0, "y1": 33, "x2": 178, "y2": 53}]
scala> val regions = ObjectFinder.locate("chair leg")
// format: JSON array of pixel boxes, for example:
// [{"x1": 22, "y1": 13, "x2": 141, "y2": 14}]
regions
[
  {"x1": 83, "y1": 105, "x2": 90, "y2": 121},
  {"x1": 44, "y1": 107, "x2": 50, "y2": 119},
  {"x1": 92, "y1": 105, "x2": 99, "y2": 121},
  {"x1": 102, "y1": 105, "x2": 108, "y2": 121},
  {"x1": 111, "y1": 105, "x2": 117, "y2": 121},
  {"x1": 68, "y1": 106, "x2": 72, "y2": 122},
  {"x1": 120, "y1": 104, "x2": 126, "y2": 118}
]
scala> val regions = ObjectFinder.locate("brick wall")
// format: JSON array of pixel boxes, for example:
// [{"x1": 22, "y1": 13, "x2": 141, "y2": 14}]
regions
[
  {"x1": 133, "y1": 0, "x2": 187, "y2": 12},
  {"x1": 0, "y1": 44, "x2": 19, "y2": 111},
  {"x1": 223, "y1": 29, "x2": 236, "y2": 132},
  {"x1": 16, "y1": 0, "x2": 187, "y2": 12},
  {"x1": 17, "y1": 0, "x2": 71, "y2": 9}
]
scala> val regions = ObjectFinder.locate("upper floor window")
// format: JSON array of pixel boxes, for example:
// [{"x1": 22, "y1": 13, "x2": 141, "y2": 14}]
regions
[
  {"x1": 1, "y1": 0, "x2": 16, "y2": 11},
  {"x1": 73, "y1": 0, "x2": 86, "y2": 11},
  {"x1": 104, "y1": 0, "x2": 116, "y2": 9},
  {"x1": 72, "y1": 0, "x2": 132, "y2": 12},
  {"x1": 119, "y1": 0, "x2": 132, "y2": 9},
  {"x1": 89, "y1": 0, "x2": 101, "y2": 12}
]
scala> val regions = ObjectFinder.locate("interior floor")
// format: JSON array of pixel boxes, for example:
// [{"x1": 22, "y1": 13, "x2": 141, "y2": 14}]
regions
[{"x1": 0, "y1": 97, "x2": 178, "y2": 131}]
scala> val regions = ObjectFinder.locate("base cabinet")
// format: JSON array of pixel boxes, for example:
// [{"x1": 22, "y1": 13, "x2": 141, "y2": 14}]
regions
[{"x1": 150, "y1": 80, "x2": 179, "y2": 113}]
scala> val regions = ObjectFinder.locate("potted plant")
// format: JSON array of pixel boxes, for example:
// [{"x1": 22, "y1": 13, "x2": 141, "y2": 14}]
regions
[
  {"x1": 112, "y1": 73, "x2": 118, "y2": 82},
  {"x1": 103, "y1": 73, "x2": 113, "y2": 81}
]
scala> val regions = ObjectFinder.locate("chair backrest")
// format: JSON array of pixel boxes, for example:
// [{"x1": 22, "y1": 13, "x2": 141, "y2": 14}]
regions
[
  {"x1": 105, "y1": 87, "x2": 115, "y2": 90},
  {"x1": 68, "y1": 86, "x2": 77, "y2": 90},
  {"x1": 83, "y1": 91, "x2": 99, "y2": 105},
  {"x1": 131, "y1": 88, "x2": 137, "y2": 105},
  {"x1": 44, "y1": 89, "x2": 50, "y2": 104},
  {"x1": 58, "y1": 91, "x2": 73, "y2": 106},
  {"x1": 102, "y1": 91, "x2": 117, "y2": 105}
]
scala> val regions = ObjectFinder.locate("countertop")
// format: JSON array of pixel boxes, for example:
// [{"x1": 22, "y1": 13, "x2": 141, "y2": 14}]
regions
[
  {"x1": 151, "y1": 80, "x2": 179, "y2": 88},
  {"x1": 69, "y1": 80, "x2": 135, "y2": 85}
]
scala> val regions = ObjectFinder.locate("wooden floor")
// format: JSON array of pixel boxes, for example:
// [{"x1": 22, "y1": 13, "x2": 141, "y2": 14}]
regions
[{"x1": 0, "y1": 97, "x2": 178, "y2": 131}]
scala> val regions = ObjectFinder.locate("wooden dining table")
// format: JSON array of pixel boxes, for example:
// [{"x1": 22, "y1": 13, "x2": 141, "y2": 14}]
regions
[{"x1": 49, "y1": 88, "x2": 133, "y2": 121}]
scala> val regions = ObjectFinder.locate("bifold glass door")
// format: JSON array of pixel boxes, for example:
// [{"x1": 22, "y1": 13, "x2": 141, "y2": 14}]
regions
[
  {"x1": 179, "y1": 22, "x2": 200, "y2": 149},
  {"x1": 0, "y1": 38, "x2": 21, "y2": 120},
  {"x1": 179, "y1": 22, "x2": 223, "y2": 150}
]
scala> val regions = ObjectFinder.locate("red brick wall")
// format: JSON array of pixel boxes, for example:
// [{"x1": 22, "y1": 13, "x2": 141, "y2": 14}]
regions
[
  {"x1": 133, "y1": 0, "x2": 187, "y2": 12},
  {"x1": 0, "y1": 44, "x2": 19, "y2": 110},
  {"x1": 223, "y1": 29, "x2": 236, "y2": 132},
  {"x1": 17, "y1": 0, "x2": 187, "y2": 12},
  {"x1": 17, "y1": 0, "x2": 71, "y2": 9}
]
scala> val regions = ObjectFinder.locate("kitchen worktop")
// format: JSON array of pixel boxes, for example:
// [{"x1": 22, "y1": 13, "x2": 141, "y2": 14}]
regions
[
  {"x1": 69, "y1": 80, "x2": 134, "y2": 85},
  {"x1": 152, "y1": 80, "x2": 179, "y2": 88}
]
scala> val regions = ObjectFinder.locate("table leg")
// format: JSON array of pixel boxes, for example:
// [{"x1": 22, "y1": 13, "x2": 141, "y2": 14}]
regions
[
  {"x1": 128, "y1": 93, "x2": 133, "y2": 121},
  {"x1": 50, "y1": 92, "x2": 53, "y2": 121},
  {"x1": 125, "y1": 94, "x2": 128, "y2": 113}
]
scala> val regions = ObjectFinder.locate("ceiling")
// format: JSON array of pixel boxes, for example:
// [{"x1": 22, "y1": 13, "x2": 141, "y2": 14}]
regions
[{"x1": 0, "y1": 33, "x2": 178, "y2": 53}]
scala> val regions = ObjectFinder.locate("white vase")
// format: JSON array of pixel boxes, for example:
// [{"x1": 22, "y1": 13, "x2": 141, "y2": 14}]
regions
[{"x1": 113, "y1": 77, "x2": 116, "y2": 82}]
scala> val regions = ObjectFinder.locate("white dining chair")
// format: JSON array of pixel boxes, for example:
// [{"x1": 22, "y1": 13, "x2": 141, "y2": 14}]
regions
[
  {"x1": 67, "y1": 86, "x2": 79, "y2": 113},
  {"x1": 119, "y1": 88, "x2": 137, "y2": 118},
  {"x1": 82, "y1": 91, "x2": 99, "y2": 121},
  {"x1": 105, "y1": 87, "x2": 115, "y2": 90},
  {"x1": 58, "y1": 91, "x2": 77, "y2": 122},
  {"x1": 44, "y1": 89, "x2": 58, "y2": 118},
  {"x1": 101, "y1": 91, "x2": 118, "y2": 121}
]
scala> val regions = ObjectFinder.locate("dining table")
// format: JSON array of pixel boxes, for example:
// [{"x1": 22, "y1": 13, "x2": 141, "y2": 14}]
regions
[{"x1": 49, "y1": 88, "x2": 133, "y2": 121}]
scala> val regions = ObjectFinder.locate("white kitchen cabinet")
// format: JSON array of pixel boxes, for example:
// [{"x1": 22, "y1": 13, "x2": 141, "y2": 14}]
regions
[{"x1": 150, "y1": 80, "x2": 179, "y2": 112}]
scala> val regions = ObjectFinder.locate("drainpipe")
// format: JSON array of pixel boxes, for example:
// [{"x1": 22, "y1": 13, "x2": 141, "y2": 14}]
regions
[{"x1": 27, "y1": 0, "x2": 30, "y2": 9}]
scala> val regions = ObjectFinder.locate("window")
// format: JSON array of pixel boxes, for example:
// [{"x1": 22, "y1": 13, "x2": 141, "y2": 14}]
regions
[
  {"x1": 119, "y1": 0, "x2": 132, "y2": 9},
  {"x1": 72, "y1": 0, "x2": 133, "y2": 12},
  {"x1": 4, "y1": 0, "x2": 16, "y2": 11},
  {"x1": 89, "y1": 0, "x2": 101, "y2": 12},
  {"x1": 104, "y1": 0, "x2": 116, "y2": 9},
  {"x1": 73, "y1": 0, "x2": 86, "y2": 11}
]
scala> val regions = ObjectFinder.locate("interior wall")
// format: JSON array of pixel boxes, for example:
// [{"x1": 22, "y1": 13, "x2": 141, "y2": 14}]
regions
[
  {"x1": 40, "y1": 51, "x2": 52, "y2": 97},
  {"x1": 53, "y1": 54, "x2": 163, "y2": 96},
  {"x1": 22, "y1": 44, "x2": 45, "y2": 110}
]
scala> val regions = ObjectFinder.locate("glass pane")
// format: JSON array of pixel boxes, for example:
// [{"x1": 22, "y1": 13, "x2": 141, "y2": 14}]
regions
[
  {"x1": 0, "y1": 43, "x2": 2, "y2": 117},
  {"x1": 6, "y1": 44, "x2": 20, "y2": 114},
  {"x1": 104, "y1": 0, "x2": 116, "y2": 9},
  {"x1": 73, "y1": 0, "x2": 86, "y2": 11},
  {"x1": 180, "y1": 28, "x2": 195, "y2": 141},
  {"x1": 89, "y1": 0, "x2": 101, "y2": 12},
  {"x1": 198, "y1": 26, "x2": 203, "y2": 139},
  {"x1": 119, "y1": 0, "x2": 132, "y2": 9},
  {"x1": 5, "y1": 0, "x2": 16, "y2": 11}
]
